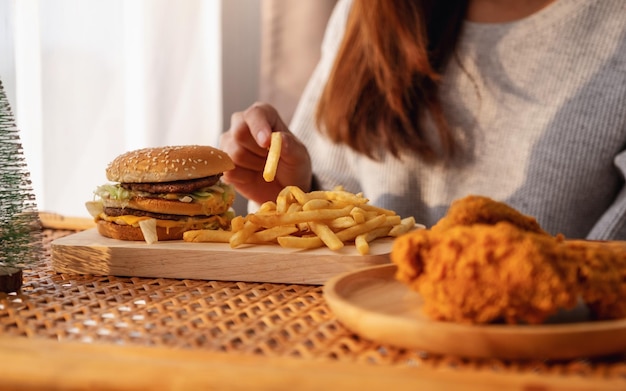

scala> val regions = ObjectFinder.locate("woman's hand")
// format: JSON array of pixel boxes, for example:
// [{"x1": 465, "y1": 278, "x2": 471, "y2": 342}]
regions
[{"x1": 220, "y1": 102, "x2": 312, "y2": 204}]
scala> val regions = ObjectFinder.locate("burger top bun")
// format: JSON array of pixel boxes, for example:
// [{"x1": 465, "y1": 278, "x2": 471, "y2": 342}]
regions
[{"x1": 106, "y1": 145, "x2": 235, "y2": 183}]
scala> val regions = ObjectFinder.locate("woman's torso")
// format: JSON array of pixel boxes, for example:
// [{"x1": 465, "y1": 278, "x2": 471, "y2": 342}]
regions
[{"x1": 291, "y1": 0, "x2": 626, "y2": 239}]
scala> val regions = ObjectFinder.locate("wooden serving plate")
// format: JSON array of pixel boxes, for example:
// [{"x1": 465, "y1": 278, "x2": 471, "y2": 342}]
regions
[
  {"x1": 51, "y1": 229, "x2": 393, "y2": 285},
  {"x1": 323, "y1": 264, "x2": 626, "y2": 360}
]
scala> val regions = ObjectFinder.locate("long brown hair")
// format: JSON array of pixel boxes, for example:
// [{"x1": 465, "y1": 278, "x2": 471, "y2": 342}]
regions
[{"x1": 315, "y1": 0, "x2": 468, "y2": 161}]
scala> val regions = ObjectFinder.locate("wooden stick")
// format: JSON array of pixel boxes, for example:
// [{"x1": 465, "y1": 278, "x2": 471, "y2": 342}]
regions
[
  {"x1": 39, "y1": 212, "x2": 95, "y2": 231},
  {"x1": 0, "y1": 266, "x2": 21, "y2": 293}
]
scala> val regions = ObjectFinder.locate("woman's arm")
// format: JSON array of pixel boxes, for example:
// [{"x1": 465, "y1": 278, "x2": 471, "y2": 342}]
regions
[{"x1": 587, "y1": 150, "x2": 626, "y2": 240}]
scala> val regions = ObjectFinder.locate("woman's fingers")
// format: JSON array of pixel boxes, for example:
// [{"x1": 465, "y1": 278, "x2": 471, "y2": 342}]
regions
[
  {"x1": 225, "y1": 111, "x2": 266, "y2": 157},
  {"x1": 220, "y1": 102, "x2": 312, "y2": 204},
  {"x1": 242, "y1": 102, "x2": 290, "y2": 148}
]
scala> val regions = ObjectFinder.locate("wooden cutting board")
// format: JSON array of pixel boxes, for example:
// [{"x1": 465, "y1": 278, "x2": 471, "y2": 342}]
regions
[{"x1": 51, "y1": 229, "x2": 393, "y2": 285}]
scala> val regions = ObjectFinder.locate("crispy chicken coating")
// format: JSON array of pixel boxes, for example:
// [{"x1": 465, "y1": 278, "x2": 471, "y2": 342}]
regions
[
  {"x1": 565, "y1": 240, "x2": 626, "y2": 320},
  {"x1": 431, "y1": 195, "x2": 548, "y2": 235},
  {"x1": 392, "y1": 222, "x2": 579, "y2": 324},
  {"x1": 392, "y1": 195, "x2": 626, "y2": 324}
]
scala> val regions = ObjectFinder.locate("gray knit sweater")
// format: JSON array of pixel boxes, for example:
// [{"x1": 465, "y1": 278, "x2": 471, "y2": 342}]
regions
[{"x1": 289, "y1": 0, "x2": 626, "y2": 240}]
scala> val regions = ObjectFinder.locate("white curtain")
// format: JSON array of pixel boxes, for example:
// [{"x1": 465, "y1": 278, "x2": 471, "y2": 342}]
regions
[{"x1": 4, "y1": 0, "x2": 259, "y2": 218}]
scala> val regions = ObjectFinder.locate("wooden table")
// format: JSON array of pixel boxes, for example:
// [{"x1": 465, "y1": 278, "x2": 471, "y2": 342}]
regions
[{"x1": 1, "y1": 228, "x2": 625, "y2": 390}]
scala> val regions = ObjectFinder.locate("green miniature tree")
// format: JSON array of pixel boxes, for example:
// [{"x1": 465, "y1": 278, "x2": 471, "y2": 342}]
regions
[{"x1": 0, "y1": 79, "x2": 44, "y2": 292}]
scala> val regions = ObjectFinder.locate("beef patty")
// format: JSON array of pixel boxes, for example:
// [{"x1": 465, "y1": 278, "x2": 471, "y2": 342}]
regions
[
  {"x1": 103, "y1": 207, "x2": 192, "y2": 221},
  {"x1": 121, "y1": 174, "x2": 221, "y2": 194}
]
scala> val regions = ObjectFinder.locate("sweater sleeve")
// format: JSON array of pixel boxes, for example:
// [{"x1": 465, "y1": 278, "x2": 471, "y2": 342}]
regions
[{"x1": 587, "y1": 150, "x2": 626, "y2": 240}]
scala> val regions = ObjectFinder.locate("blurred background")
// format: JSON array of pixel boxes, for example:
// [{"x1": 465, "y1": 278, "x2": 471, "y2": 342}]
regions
[{"x1": 0, "y1": 0, "x2": 336, "y2": 218}]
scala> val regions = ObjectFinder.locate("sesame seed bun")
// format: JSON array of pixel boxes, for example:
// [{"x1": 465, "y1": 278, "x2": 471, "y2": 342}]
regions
[{"x1": 106, "y1": 145, "x2": 234, "y2": 183}]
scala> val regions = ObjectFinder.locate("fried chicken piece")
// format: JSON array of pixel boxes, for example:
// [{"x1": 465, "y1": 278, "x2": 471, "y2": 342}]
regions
[
  {"x1": 565, "y1": 240, "x2": 626, "y2": 320},
  {"x1": 393, "y1": 219, "x2": 626, "y2": 323},
  {"x1": 393, "y1": 195, "x2": 626, "y2": 324},
  {"x1": 392, "y1": 222, "x2": 579, "y2": 324},
  {"x1": 431, "y1": 195, "x2": 548, "y2": 235}
]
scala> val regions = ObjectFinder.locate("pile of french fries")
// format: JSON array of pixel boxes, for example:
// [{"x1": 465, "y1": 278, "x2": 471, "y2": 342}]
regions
[{"x1": 183, "y1": 185, "x2": 417, "y2": 255}]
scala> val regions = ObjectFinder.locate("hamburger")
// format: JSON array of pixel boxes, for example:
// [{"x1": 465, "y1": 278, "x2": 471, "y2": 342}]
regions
[{"x1": 86, "y1": 145, "x2": 236, "y2": 242}]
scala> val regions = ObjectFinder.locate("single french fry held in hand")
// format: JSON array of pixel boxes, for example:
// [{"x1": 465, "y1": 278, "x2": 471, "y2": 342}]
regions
[
  {"x1": 263, "y1": 131, "x2": 282, "y2": 182},
  {"x1": 182, "y1": 185, "x2": 421, "y2": 254}
]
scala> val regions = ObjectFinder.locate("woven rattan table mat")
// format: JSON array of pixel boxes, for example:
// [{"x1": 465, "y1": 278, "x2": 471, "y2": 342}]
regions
[{"x1": 1, "y1": 229, "x2": 626, "y2": 381}]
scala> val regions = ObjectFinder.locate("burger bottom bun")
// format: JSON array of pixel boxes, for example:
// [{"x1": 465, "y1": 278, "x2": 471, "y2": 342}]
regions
[{"x1": 97, "y1": 220, "x2": 187, "y2": 241}]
